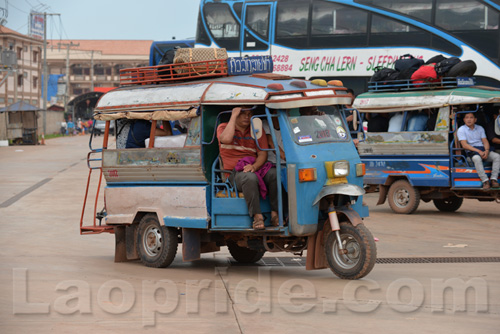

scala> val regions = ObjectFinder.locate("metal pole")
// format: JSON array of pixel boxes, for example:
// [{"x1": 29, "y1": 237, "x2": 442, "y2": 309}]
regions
[
  {"x1": 90, "y1": 50, "x2": 94, "y2": 91},
  {"x1": 42, "y1": 12, "x2": 47, "y2": 135}
]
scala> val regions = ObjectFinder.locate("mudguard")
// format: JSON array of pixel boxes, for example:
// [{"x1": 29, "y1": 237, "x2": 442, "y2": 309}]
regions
[{"x1": 312, "y1": 183, "x2": 365, "y2": 206}]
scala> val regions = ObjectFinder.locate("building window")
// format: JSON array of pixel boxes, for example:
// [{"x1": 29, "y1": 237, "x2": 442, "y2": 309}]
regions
[
  {"x1": 8, "y1": 98, "x2": 13, "y2": 104},
  {"x1": 17, "y1": 74, "x2": 23, "y2": 86},
  {"x1": 32, "y1": 99, "x2": 38, "y2": 106},
  {"x1": 33, "y1": 50, "x2": 39, "y2": 63},
  {"x1": 0, "y1": 97, "x2": 5, "y2": 103},
  {"x1": 33, "y1": 76, "x2": 38, "y2": 89},
  {"x1": 17, "y1": 47, "x2": 23, "y2": 60}
]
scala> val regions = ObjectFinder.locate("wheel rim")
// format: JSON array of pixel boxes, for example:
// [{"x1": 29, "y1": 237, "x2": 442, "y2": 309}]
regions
[
  {"x1": 332, "y1": 234, "x2": 361, "y2": 269},
  {"x1": 393, "y1": 188, "x2": 410, "y2": 208},
  {"x1": 142, "y1": 225, "x2": 162, "y2": 257}
]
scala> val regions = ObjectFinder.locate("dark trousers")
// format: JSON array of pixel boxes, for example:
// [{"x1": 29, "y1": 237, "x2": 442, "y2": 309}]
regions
[{"x1": 232, "y1": 167, "x2": 279, "y2": 217}]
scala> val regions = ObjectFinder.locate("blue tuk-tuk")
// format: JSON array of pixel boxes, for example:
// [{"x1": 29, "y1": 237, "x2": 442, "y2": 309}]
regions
[
  {"x1": 353, "y1": 78, "x2": 500, "y2": 214},
  {"x1": 80, "y1": 55, "x2": 376, "y2": 279}
]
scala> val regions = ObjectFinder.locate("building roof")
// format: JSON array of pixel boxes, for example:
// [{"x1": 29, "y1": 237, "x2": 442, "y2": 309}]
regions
[
  {"x1": 0, "y1": 25, "x2": 43, "y2": 43},
  {"x1": 0, "y1": 101, "x2": 41, "y2": 113},
  {"x1": 48, "y1": 39, "x2": 153, "y2": 56}
]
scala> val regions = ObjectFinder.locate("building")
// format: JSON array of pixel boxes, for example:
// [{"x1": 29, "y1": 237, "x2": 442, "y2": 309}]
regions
[
  {"x1": 46, "y1": 40, "x2": 152, "y2": 105},
  {"x1": 0, "y1": 26, "x2": 43, "y2": 109}
]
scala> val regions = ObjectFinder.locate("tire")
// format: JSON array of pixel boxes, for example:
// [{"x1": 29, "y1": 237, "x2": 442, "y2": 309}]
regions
[
  {"x1": 324, "y1": 222, "x2": 377, "y2": 280},
  {"x1": 433, "y1": 196, "x2": 463, "y2": 212},
  {"x1": 227, "y1": 240, "x2": 265, "y2": 263},
  {"x1": 447, "y1": 60, "x2": 477, "y2": 77},
  {"x1": 387, "y1": 179, "x2": 420, "y2": 214},
  {"x1": 136, "y1": 213, "x2": 178, "y2": 268}
]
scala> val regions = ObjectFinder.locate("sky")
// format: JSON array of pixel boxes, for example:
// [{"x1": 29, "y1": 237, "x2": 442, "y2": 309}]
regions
[{"x1": 2, "y1": 0, "x2": 200, "y2": 41}]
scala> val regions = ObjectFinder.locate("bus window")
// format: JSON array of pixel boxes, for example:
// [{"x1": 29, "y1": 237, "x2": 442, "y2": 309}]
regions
[
  {"x1": 275, "y1": 0, "x2": 309, "y2": 48},
  {"x1": 312, "y1": 2, "x2": 367, "y2": 35},
  {"x1": 356, "y1": 0, "x2": 433, "y2": 22},
  {"x1": 436, "y1": 0, "x2": 498, "y2": 30},
  {"x1": 436, "y1": 0, "x2": 499, "y2": 61},
  {"x1": 243, "y1": 4, "x2": 270, "y2": 51},
  {"x1": 311, "y1": 1, "x2": 368, "y2": 48},
  {"x1": 203, "y1": 3, "x2": 240, "y2": 51},
  {"x1": 245, "y1": 5, "x2": 270, "y2": 40}
]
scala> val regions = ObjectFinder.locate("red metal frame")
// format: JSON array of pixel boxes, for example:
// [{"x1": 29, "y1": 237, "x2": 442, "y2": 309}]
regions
[
  {"x1": 120, "y1": 59, "x2": 228, "y2": 86},
  {"x1": 80, "y1": 122, "x2": 114, "y2": 235}
]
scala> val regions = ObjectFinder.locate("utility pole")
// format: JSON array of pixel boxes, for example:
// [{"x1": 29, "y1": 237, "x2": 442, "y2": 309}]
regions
[
  {"x1": 36, "y1": 11, "x2": 60, "y2": 135},
  {"x1": 90, "y1": 50, "x2": 94, "y2": 91},
  {"x1": 58, "y1": 41, "x2": 79, "y2": 119}
]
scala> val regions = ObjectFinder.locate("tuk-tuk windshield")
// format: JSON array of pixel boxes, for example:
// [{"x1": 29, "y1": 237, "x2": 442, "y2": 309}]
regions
[{"x1": 287, "y1": 107, "x2": 349, "y2": 144}]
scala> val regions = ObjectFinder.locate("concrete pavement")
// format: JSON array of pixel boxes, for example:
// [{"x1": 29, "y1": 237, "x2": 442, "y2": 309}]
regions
[{"x1": 0, "y1": 135, "x2": 498, "y2": 333}]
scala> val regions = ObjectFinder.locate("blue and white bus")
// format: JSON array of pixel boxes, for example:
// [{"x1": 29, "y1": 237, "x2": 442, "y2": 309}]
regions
[{"x1": 195, "y1": 0, "x2": 500, "y2": 92}]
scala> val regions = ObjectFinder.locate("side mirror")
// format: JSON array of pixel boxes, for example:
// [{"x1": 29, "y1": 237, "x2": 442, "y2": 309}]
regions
[{"x1": 251, "y1": 117, "x2": 263, "y2": 140}]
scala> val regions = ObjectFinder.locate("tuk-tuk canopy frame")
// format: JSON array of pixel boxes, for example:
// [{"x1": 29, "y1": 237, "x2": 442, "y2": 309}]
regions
[
  {"x1": 93, "y1": 76, "x2": 352, "y2": 121},
  {"x1": 353, "y1": 86, "x2": 500, "y2": 113}
]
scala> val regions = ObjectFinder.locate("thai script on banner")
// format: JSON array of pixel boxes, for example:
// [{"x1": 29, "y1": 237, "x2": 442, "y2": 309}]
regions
[{"x1": 227, "y1": 56, "x2": 273, "y2": 75}]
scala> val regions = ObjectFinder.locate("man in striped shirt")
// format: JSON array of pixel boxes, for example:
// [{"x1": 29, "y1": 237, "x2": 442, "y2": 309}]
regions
[{"x1": 217, "y1": 106, "x2": 279, "y2": 229}]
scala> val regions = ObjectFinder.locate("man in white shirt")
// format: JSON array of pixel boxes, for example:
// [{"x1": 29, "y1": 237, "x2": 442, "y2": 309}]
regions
[{"x1": 457, "y1": 112, "x2": 500, "y2": 190}]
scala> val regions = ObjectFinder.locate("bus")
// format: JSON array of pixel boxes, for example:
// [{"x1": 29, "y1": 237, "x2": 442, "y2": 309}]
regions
[{"x1": 195, "y1": 0, "x2": 500, "y2": 92}]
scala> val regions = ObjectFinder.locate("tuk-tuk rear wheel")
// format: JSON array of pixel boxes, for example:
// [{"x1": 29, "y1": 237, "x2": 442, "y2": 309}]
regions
[
  {"x1": 433, "y1": 196, "x2": 463, "y2": 212},
  {"x1": 387, "y1": 180, "x2": 420, "y2": 214},
  {"x1": 227, "y1": 240, "x2": 265, "y2": 263},
  {"x1": 136, "y1": 213, "x2": 178, "y2": 268},
  {"x1": 325, "y1": 222, "x2": 377, "y2": 280}
]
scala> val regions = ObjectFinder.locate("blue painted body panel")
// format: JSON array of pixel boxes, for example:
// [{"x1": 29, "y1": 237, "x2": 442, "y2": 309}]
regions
[{"x1": 362, "y1": 155, "x2": 451, "y2": 187}]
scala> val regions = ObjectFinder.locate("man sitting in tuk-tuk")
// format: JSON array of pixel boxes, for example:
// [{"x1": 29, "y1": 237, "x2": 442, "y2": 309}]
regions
[
  {"x1": 217, "y1": 106, "x2": 279, "y2": 230},
  {"x1": 457, "y1": 112, "x2": 500, "y2": 190}
]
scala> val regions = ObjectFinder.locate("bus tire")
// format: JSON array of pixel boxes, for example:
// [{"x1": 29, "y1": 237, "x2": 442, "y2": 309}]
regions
[
  {"x1": 227, "y1": 240, "x2": 265, "y2": 263},
  {"x1": 324, "y1": 222, "x2": 377, "y2": 280},
  {"x1": 433, "y1": 196, "x2": 463, "y2": 212},
  {"x1": 387, "y1": 179, "x2": 420, "y2": 214},
  {"x1": 136, "y1": 213, "x2": 178, "y2": 268}
]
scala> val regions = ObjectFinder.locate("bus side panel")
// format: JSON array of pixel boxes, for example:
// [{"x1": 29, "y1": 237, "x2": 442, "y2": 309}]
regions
[
  {"x1": 361, "y1": 156, "x2": 451, "y2": 187},
  {"x1": 104, "y1": 185, "x2": 209, "y2": 228}
]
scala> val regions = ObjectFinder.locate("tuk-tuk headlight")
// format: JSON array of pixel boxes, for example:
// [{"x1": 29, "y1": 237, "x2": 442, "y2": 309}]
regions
[{"x1": 333, "y1": 160, "x2": 349, "y2": 177}]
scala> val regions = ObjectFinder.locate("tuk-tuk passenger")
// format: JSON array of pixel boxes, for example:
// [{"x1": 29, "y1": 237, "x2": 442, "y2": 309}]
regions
[
  {"x1": 125, "y1": 120, "x2": 173, "y2": 148},
  {"x1": 457, "y1": 112, "x2": 500, "y2": 189},
  {"x1": 217, "y1": 107, "x2": 279, "y2": 230}
]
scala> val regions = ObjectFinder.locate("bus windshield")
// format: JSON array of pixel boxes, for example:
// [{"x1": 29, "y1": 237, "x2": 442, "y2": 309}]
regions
[{"x1": 287, "y1": 108, "x2": 349, "y2": 144}]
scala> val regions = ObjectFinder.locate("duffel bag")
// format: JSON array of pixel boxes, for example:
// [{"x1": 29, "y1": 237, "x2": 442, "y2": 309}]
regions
[
  {"x1": 411, "y1": 64, "x2": 439, "y2": 85},
  {"x1": 370, "y1": 67, "x2": 399, "y2": 83},
  {"x1": 174, "y1": 48, "x2": 228, "y2": 74},
  {"x1": 435, "y1": 57, "x2": 461, "y2": 76},
  {"x1": 395, "y1": 54, "x2": 424, "y2": 72}
]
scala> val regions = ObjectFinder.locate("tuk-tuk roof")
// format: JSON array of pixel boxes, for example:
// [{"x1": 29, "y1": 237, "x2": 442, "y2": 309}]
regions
[
  {"x1": 94, "y1": 74, "x2": 351, "y2": 121},
  {"x1": 353, "y1": 86, "x2": 500, "y2": 113}
]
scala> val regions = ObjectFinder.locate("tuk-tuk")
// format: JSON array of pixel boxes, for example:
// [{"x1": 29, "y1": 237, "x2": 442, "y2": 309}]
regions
[
  {"x1": 353, "y1": 78, "x2": 500, "y2": 214},
  {"x1": 80, "y1": 55, "x2": 376, "y2": 279}
]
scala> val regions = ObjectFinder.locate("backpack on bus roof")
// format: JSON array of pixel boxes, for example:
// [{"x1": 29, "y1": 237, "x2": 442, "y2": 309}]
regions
[{"x1": 395, "y1": 54, "x2": 424, "y2": 72}]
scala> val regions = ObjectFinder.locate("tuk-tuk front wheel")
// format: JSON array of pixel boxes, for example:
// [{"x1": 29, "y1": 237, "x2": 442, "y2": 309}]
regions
[
  {"x1": 227, "y1": 240, "x2": 265, "y2": 263},
  {"x1": 387, "y1": 180, "x2": 420, "y2": 214},
  {"x1": 325, "y1": 222, "x2": 377, "y2": 280},
  {"x1": 136, "y1": 214, "x2": 178, "y2": 268}
]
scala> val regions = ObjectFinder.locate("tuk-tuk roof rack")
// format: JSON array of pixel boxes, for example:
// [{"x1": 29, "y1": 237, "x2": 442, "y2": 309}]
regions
[
  {"x1": 119, "y1": 59, "x2": 228, "y2": 86},
  {"x1": 368, "y1": 77, "x2": 476, "y2": 92}
]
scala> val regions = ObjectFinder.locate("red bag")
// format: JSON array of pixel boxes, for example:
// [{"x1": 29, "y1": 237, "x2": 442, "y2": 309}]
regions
[{"x1": 411, "y1": 65, "x2": 439, "y2": 85}]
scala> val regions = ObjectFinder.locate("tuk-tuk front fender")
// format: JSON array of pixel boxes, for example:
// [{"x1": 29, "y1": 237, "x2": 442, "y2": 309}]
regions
[{"x1": 312, "y1": 183, "x2": 365, "y2": 206}]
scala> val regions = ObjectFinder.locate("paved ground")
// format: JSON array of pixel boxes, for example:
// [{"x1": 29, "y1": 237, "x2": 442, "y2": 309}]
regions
[{"x1": 0, "y1": 135, "x2": 499, "y2": 334}]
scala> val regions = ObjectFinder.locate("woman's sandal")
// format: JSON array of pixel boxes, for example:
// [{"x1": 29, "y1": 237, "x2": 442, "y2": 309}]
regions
[
  {"x1": 252, "y1": 218, "x2": 265, "y2": 230},
  {"x1": 271, "y1": 216, "x2": 279, "y2": 227}
]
